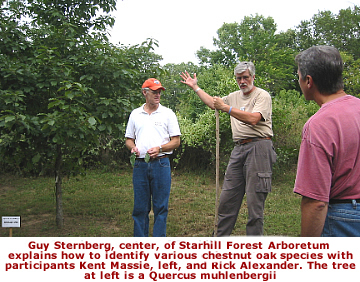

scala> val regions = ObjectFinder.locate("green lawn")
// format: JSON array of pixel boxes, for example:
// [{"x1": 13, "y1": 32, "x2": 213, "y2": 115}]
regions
[{"x1": 0, "y1": 168, "x2": 301, "y2": 237}]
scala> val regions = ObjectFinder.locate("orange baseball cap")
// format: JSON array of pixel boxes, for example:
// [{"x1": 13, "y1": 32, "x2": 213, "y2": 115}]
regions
[{"x1": 142, "y1": 78, "x2": 166, "y2": 91}]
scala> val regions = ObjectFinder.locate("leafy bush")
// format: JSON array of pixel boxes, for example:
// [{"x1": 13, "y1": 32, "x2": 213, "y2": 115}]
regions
[
  {"x1": 272, "y1": 90, "x2": 318, "y2": 171},
  {"x1": 175, "y1": 109, "x2": 232, "y2": 173}
]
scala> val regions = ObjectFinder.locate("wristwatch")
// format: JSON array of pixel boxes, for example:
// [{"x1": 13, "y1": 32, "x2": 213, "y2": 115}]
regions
[{"x1": 159, "y1": 145, "x2": 163, "y2": 153}]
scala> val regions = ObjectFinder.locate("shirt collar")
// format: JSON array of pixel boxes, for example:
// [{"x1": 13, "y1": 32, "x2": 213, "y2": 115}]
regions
[{"x1": 141, "y1": 103, "x2": 163, "y2": 114}]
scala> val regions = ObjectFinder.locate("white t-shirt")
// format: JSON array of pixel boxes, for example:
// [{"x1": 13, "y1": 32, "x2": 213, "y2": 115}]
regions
[{"x1": 125, "y1": 104, "x2": 181, "y2": 158}]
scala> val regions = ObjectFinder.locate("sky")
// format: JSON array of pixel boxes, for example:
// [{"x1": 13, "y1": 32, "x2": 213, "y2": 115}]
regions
[{"x1": 109, "y1": 0, "x2": 358, "y2": 65}]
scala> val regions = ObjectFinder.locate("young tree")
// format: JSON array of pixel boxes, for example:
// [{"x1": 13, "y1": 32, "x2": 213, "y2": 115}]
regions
[{"x1": 0, "y1": 0, "x2": 162, "y2": 228}]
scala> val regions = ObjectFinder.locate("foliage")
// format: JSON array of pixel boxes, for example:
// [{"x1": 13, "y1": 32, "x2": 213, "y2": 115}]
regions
[
  {"x1": 197, "y1": 15, "x2": 277, "y2": 66},
  {"x1": 196, "y1": 14, "x2": 297, "y2": 95},
  {"x1": 295, "y1": 6, "x2": 360, "y2": 59},
  {"x1": 342, "y1": 52, "x2": 360, "y2": 97},
  {"x1": 0, "y1": 1, "x2": 162, "y2": 176},
  {"x1": 272, "y1": 90, "x2": 318, "y2": 170},
  {"x1": 159, "y1": 62, "x2": 201, "y2": 112},
  {"x1": 195, "y1": 6, "x2": 360, "y2": 96},
  {"x1": 168, "y1": 65, "x2": 236, "y2": 172},
  {"x1": 175, "y1": 109, "x2": 232, "y2": 172}
]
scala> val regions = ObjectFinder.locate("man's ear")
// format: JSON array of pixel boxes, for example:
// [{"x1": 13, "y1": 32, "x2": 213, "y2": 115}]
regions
[{"x1": 306, "y1": 75, "x2": 314, "y2": 89}]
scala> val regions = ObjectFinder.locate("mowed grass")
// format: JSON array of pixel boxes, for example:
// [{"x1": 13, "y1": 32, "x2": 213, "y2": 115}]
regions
[{"x1": 0, "y1": 168, "x2": 301, "y2": 237}]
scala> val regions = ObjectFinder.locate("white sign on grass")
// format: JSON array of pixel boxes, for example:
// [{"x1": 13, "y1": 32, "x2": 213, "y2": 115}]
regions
[{"x1": 2, "y1": 216, "x2": 21, "y2": 228}]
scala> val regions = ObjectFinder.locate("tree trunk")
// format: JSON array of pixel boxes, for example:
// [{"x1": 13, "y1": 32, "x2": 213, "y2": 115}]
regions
[{"x1": 55, "y1": 144, "x2": 64, "y2": 229}]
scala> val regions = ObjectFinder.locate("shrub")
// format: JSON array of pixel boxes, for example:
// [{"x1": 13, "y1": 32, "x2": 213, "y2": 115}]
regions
[
  {"x1": 175, "y1": 109, "x2": 232, "y2": 173},
  {"x1": 272, "y1": 90, "x2": 318, "y2": 172}
]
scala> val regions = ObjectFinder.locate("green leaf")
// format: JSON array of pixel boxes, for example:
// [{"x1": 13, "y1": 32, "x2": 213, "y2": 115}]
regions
[
  {"x1": 32, "y1": 153, "x2": 41, "y2": 164},
  {"x1": 130, "y1": 152, "x2": 136, "y2": 167},
  {"x1": 48, "y1": 100, "x2": 63, "y2": 109},
  {"x1": 66, "y1": 92, "x2": 75, "y2": 100},
  {"x1": 145, "y1": 153, "x2": 150, "y2": 163},
  {"x1": 5, "y1": 116, "x2": 15, "y2": 123},
  {"x1": 88, "y1": 117, "x2": 96, "y2": 126},
  {"x1": 98, "y1": 124, "x2": 106, "y2": 131}
]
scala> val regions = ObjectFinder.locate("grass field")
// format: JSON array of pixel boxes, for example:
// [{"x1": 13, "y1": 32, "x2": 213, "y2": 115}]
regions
[{"x1": 0, "y1": 167, "x2": 301, "y2": 237}]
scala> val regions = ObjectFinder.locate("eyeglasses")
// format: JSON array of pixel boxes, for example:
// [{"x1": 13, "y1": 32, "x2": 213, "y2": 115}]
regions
[
  {"x1": 148, "y1": 89, "x2": 162, "y2": 95},
  {"x1": 235, "y1": 76, "x2": 251, "y2": 82}
]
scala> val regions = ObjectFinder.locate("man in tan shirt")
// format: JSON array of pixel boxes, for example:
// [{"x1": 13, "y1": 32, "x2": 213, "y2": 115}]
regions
[{"x1": 181, "y1": 62, "x2": 276, "y2": 236}]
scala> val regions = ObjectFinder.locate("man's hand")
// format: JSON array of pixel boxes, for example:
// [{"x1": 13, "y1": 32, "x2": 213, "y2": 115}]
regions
[
  {"x1": 180, "y1": 72, "x2": 215, "y2": 109},
  {"x1": 213, "y1": 96, "x2": 227, "y2": 111},
  {"x1": 126, "y1": 138, "x2": 140, "y2": 157},
  {"x1": 131, "y1": 146, "x2": 140, "y2": 157},
  {"x1": 147, "y1": 146, "x2": 160, "y2": 159},
  {"x1": 180, "y1": 71, "x2": 198, "y2": 90}
]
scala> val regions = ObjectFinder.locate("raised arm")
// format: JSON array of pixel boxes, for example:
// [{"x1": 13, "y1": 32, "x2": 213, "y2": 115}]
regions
[{"x1": 180, "y1": 71, "x2": 215, "y2": 109}]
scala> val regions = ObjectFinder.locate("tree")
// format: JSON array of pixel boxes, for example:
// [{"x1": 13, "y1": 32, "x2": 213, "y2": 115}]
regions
[
  {"x1": 0, "y1": 0, "x2": 162, "y2": 228},
  {"x1": 294, "y1": 5, "x2": 360, "y2": 59},
  {"x1": 196, "y1": 14, "x2": 297, "y2": 94},
  {"x1": 335, "y1": 6, "x2": 360, "y2": 59},
  {"x1": 196, "y1": 15, "x2": 279, "y2": 66}
]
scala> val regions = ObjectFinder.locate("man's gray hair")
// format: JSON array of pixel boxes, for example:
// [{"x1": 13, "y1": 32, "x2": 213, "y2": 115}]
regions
[
  {"x1": 295, "y1": 45, "x2": 343, "y2": 94},
  {"x1": 234, "y1": 62, "x2": 255, "y2": 76}
]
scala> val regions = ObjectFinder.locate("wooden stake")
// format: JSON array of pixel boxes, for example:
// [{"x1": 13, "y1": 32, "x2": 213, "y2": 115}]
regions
[
  {"x1": 214, "y1": 109, "x2": 220, "y2": 236},
  {"x1": 9, "y1": 228, "x2": 13, "y2": 237}
]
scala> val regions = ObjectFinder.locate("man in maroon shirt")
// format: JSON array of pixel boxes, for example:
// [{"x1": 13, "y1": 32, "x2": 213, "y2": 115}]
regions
[{"x1": 294, "y1": 46, "x2": 360, "y2": 237}]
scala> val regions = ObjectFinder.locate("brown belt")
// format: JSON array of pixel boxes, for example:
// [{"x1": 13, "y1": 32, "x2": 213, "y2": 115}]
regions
[{"x1": 235, "y1": 137, "x2": 272, "y2": 145}]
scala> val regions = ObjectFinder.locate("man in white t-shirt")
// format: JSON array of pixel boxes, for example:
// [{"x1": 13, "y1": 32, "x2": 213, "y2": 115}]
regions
[{"x1": 125, "y1": 78, "x2": 181, "y2": 237}]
